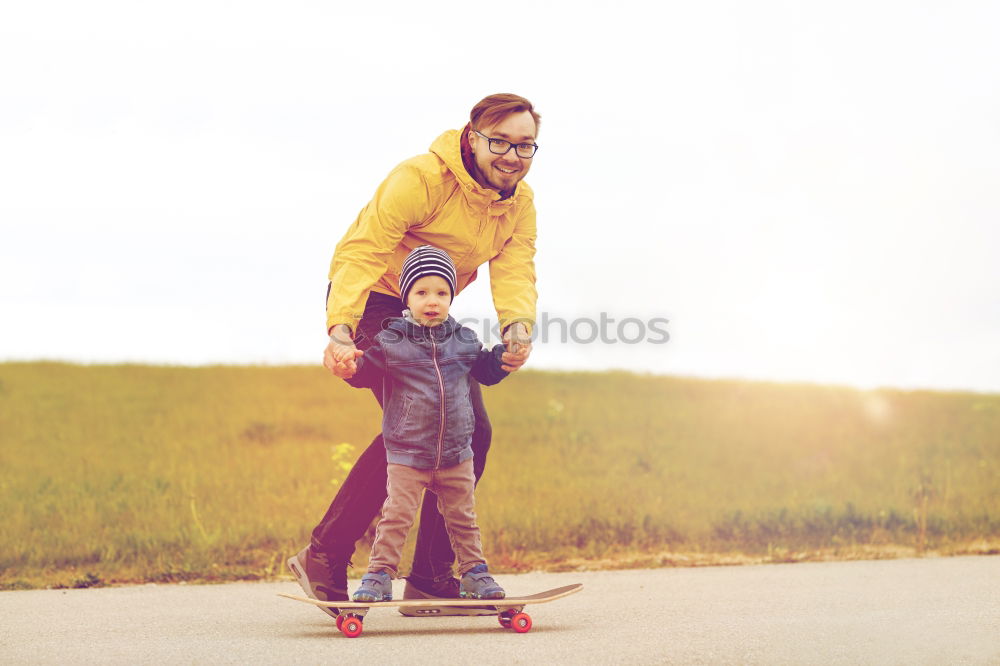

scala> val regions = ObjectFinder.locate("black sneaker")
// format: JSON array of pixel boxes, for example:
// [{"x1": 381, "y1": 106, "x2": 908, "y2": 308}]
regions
[
  {"x1": 287, "y1": 545, "x2": 348, "y2": 619},
  {"x1": 400, "y1": 575, "x2": 496, "y2": 617}
]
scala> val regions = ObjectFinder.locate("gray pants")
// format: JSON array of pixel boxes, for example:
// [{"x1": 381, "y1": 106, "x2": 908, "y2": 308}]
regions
[{"x1": 367, "y1": 459, "x2": 486, "y2": 578}]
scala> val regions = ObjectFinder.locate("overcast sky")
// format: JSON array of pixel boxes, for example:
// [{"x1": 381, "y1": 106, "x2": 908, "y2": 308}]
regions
[{"x1": 2, "y1": 0, "x2": 998, "y2": 392}]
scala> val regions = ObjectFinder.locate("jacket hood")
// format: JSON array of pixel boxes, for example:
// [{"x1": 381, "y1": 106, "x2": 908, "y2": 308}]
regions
[{"x1": 429, "y1": 129, "x2": 524, "y2": 205}]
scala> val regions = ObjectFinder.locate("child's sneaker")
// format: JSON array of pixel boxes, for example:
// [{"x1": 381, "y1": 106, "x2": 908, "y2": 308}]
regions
[
  {"x1": 460, "y1": 564, "x2": 505, "y2": 600},
  {"x1": 352, "y1": 571, "x2": 393, "y2": 602}
]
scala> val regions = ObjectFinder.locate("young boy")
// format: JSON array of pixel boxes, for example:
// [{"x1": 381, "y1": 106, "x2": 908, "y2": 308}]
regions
[{"x1": 334, "y1": 245, "x2": 508, "y2": 602}]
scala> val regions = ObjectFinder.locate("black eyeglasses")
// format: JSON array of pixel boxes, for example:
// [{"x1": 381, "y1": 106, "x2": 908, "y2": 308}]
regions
[{"x1": 473, "y1": 130, "x2": 539, "y2": 159}]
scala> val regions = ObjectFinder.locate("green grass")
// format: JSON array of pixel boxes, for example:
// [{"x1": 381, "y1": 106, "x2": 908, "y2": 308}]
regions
[{"x1": 1, "y1": 362, "x2": 998, "y2": 589}]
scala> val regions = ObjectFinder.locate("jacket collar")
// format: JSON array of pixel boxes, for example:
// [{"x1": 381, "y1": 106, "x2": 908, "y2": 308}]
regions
[{"x1": 386, "y1": 315, "x2": 460, "y2": 342}]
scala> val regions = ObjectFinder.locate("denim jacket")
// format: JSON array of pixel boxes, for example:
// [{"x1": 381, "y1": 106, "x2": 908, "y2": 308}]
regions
[{"x1": 346, "y1": 315, "x2": 508, "y2": 470}]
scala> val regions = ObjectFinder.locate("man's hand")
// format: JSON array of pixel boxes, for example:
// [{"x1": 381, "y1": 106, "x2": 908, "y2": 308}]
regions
[
  {"x1": 324, "y1": 324, "x2": 361, "y2": 378},
  {"x1": 501, "y1": 322, "x2": 532, "y2": 372}
]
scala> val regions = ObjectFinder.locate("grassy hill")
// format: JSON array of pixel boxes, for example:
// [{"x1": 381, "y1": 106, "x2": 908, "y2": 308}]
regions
[{"x1": 1, "y1": 362, "x2": 997, "y2": 589}]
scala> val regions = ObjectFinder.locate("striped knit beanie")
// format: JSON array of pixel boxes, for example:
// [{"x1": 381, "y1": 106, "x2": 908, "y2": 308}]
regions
[{"x1": 399, "y1": 245, "x2": 458, "y2": 305}]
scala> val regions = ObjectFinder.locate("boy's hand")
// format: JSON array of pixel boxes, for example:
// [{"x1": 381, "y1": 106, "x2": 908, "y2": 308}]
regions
[
  {"x1": 501, "y1": 322, "x2": 532, "y2": 372},
  {"x1": 324, "y1": 325, "x2": 361, "y2": 378}
]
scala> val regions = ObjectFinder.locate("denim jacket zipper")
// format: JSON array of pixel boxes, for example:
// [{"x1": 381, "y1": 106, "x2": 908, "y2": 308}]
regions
[{"x1": 430, "y1": 338, "x2": 446, "y2": 469}]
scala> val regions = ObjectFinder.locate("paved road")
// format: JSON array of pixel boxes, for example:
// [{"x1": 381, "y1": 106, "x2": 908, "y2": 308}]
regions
[{"x1": 2, "y1": 556, "x2": 998, "y2": 664}]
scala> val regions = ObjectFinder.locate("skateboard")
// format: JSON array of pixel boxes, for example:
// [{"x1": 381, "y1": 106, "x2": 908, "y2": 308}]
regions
[{"x1": 279, "y1": 583, "x2": 583, "y2": 637}]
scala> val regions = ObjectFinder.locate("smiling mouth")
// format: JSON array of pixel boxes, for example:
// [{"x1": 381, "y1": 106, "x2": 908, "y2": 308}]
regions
[{"x1": 494, "y1": 165, "x2": 519, "y2": 175}]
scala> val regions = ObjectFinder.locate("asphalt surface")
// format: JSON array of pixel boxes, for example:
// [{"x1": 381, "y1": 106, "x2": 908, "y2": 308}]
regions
[{"x1": 2, "y1": 556, "x2": 998, "y2": 664}]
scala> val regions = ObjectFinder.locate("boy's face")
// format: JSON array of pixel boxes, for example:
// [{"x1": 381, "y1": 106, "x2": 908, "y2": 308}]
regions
[{"x1": 406, "y1": 275, "x2": 451, "y2": 327}]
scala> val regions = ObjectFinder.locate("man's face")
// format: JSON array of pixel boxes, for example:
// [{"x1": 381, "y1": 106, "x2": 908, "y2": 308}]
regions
[
  {"x1": 406, "y1": 275, "x2": 451, "y2": 327},
  {"x1": 468, "y1": 110, "x2": 537, "y2": 194}
]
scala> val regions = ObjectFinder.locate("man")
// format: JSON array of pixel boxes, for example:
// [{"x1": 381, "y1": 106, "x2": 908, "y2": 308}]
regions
[{"x1": 287, "y1": 93, "x2": 540, "y2": 617}]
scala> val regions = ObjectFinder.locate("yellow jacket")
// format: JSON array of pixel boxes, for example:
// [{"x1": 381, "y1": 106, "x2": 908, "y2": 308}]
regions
[{"x1": 326, "y1": 129, "x2": 537, "y2": 334}]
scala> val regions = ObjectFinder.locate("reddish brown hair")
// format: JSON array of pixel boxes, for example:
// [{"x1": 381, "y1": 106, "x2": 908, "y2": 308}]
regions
[{"x1": 468, "y1": 93, "x2": 541, "y2": 136}]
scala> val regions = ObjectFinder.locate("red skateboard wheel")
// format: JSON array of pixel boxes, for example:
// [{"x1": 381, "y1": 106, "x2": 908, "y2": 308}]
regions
[
  {"x1": 510, "y1": 612, "x2": 532, "y2": 633},
  {"x1": 341, "y1": 616, "x2": 363, "y2": 638}
]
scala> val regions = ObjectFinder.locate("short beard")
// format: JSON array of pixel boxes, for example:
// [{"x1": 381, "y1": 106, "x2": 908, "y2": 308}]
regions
[{"x1": 487, "y1": 165, "x2": 520, "y2": 199}]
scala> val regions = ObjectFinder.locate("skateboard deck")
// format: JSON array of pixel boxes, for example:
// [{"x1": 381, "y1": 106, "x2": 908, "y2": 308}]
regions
[{"x1": 279, "y1": 583, "x2": 583, "y2": 637}]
